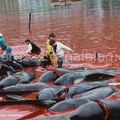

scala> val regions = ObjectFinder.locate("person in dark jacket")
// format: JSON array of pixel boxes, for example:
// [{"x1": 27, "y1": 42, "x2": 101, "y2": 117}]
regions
[{"x1": 25, "y1": 39, "x2": 41, "y2": 55}]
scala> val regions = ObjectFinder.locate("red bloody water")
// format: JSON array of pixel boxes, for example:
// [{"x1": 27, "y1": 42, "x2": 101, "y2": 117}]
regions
[{"x1": 0, "y1": 0, "x2": 120, "y2": 119}]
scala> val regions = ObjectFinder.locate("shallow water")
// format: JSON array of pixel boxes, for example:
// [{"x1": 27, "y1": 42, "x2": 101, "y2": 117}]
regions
[
  {"x1": 0, "y1": 0, "x2": 120, "y2": 65},
  {"x1": 0, "y1": 0, "x2": 120, "y2": 119}
]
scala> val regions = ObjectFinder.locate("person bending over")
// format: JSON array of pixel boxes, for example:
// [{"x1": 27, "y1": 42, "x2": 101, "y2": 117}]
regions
[
  {"x1": 4, "y1": 46, "x2": 23, "y2": 70},
  {"x1": 49, "y1": 39, "x2": 73, "y2": 68},
  {"x1": 46, "y1": 33, "x2": 56, "y2": 66},
  {"x1": 25, "y1": 39, "x2": 41, "y2": 56}
]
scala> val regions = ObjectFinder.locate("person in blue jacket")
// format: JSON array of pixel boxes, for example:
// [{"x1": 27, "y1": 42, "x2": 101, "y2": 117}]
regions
[{"x1": 0, "y1": 33, "x2": 7, "y2": 50}]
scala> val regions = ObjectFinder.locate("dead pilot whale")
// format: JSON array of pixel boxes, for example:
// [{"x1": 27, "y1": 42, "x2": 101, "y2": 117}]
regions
[
  {"x1": 70, "y1": 100, "x2": 120, "y2": 120},
  {"x1": 49, "y1": 86, "x2": 115, "y2": 112},
  {"x1": 55, "y1": 69, "x2": 118, "y2": 85},
  {"x1": 0, "y1": 71, "x2": 36, "y2": 89}
]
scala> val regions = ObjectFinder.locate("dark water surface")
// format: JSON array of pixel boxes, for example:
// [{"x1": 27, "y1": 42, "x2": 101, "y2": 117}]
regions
[{"x1": 0, "y1": 0, "x2": 120, "y2": 119}]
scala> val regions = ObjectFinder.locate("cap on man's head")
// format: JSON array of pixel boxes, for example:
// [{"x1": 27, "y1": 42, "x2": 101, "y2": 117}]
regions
[{"x1": 0, "y1": 33, "x2": 3, "y2": 37}]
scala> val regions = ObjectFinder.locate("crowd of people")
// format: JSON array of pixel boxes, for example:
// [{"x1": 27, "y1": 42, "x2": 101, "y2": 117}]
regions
[{"x1": 0, "y1": 32, "x2": 73, "y2": 70}]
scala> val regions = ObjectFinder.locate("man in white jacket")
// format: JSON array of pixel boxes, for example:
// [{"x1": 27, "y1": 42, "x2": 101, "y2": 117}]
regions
[{"x1": 49, "y1": 39, "x2": 73, "y2": 68}]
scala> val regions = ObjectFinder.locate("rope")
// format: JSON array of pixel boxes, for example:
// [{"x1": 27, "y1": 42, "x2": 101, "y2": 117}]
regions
[{"x1": 94, "y1": 100, "x2": 109, "y2": 120}]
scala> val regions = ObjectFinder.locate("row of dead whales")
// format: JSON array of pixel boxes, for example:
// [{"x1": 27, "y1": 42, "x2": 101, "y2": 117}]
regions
[
  {"x1": 0, "y1": 57, "x2": 50, "y2": 75},
  {"x1": 0, "y1": 58, "x2": 120, "y2": 120}
]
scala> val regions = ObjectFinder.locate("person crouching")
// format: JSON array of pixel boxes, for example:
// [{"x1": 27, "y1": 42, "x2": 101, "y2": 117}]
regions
[
  {"x1": 4, "y1": 46, "x2": 23, "y2": 70},
  {"x1": 25, "y1": 39, "x2": 41, "y2": 56}
]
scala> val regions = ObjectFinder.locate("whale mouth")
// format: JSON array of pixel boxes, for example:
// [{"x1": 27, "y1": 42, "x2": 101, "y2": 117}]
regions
[
  {"x1": 55, "y1": 88, "x2": 69, "y2": 101},
  {"x1": 84, "y1": 73, "x2": 114, "y2": 81}
]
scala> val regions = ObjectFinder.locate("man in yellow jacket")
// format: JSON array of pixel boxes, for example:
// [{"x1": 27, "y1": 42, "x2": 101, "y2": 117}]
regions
[{"x1": 46, "y1": 33, "x2": 56, "y2": 65}]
